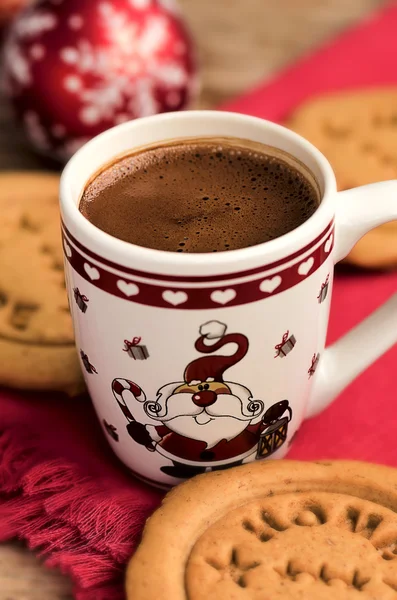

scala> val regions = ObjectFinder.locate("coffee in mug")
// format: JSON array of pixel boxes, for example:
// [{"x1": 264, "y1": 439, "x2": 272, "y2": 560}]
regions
[{"x1": 79, "y1": 138, "x2": 320, "y2": 252}]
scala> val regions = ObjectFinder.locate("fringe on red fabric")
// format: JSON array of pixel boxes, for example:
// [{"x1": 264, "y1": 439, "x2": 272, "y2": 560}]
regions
[{"x1": 0, "y1": 428, "x2": 158, "y2": 600}]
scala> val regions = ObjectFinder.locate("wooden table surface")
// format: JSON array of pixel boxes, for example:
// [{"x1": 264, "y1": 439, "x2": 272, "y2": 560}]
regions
[{"x1": 0, "y1": 0, "x2": 389, "y2": 597}]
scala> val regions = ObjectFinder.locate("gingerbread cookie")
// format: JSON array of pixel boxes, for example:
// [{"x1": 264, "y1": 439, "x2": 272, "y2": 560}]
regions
[
  {"x1": 127, "y1": 460, "x2": 397, "y2": 599},
  {"x1": 288, "y1": 88, "x2": 397, "y2": 269},
  {"x1": 0, "y1": 172, "x2": 84, "y2": 394}
]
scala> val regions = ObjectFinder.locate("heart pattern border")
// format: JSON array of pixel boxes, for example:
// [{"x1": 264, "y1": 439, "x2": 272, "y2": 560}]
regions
[{"x1": 61, "y1": 220, "x2": 334, "y2": 309}]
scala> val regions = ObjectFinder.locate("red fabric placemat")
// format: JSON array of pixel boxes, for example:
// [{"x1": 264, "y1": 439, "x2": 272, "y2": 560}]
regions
[{"x1": 2, "y1": 3, "x2": 397, "y2": 599}]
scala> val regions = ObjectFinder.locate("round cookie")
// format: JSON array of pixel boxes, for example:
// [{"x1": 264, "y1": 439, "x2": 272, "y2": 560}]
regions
[
  {"x1": 127, "y1": 460, "x2": 397, "y2": 599},
  {"x1": 0, "y1": 172, "x2": 84, "y2": 394},
  {"x1": 287, "y1": 88, "x2": 397, "y2": 269}
]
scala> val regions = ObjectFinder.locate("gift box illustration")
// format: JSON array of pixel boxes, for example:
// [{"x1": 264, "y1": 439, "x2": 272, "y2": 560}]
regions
[
  {"x1": 274, "y1": 330, "x2": 296, "y2": 358},
  {"x1": 73, "y1": 288, "x2": 89, "y2": 313},
  {"x1": 123, "y1": 337, "x2": 149, "y2": 360},
  {"x1": 80, "y1": 351, "x2": 97, "y2": 374},
  {"x1": 256, "y1": 400, "x2": 292, "y2": 458},
  {"x1": 317, "y1": 275, "x2": 329, "y2": 304},
  {"x1": 103, "y1": 420, "x2": 119, "y2": 442},
  {"x1": 308, "y1": 353, "x2": 320, "y2": 378}
]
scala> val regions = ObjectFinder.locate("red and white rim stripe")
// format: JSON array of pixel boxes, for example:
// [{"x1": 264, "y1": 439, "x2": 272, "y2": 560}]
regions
[{"x1": 62, "y1": 220, "x2": 334, "y2": 309}]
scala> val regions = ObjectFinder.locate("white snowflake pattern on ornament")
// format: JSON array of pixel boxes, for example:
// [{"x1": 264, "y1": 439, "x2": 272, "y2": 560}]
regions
[
  {"x1": 68, "y1": 14, "x2": 84, "y2": 30},
  {"x1": 138, "y1": 14, "x2": 168, "y2": 57},
  {"x1": 129, "y1": 0, "x2": 151, "y2": 9},
  {"x1": 4, "y1": 10, "x2": 57, "y2": 86},
  {"x1": 30, "y1": 44, "x2": 46, "y2": 60},
  {"x1": 58, "y1": 2, "x2": 189, "y2": 126},
  {"x1": 24, "y1": 111, "x2": 50, "y2": 150},
  {"x1": 60, "y1": 47, "x2": 79, "y2": 65},
  {"x1": 64, "y1": 75, "x2": 83, "y2": 92},
  {"x1": 14, "y1": 11, "x2": 57, "y2": 37},
  {"x1": 4, "y1": 41, "x2": 31, "y2": 85},
  {"x1": 130, "y1": 78, "x2": 157, "y2": 116}
]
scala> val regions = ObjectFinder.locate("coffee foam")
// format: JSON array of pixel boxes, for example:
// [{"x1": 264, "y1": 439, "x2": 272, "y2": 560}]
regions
[{"x1": 80, "y1": 138, "x2": 320, "y2": 253}]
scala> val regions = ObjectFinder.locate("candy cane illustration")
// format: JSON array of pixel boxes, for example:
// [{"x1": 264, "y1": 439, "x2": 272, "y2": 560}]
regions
[
  {"x1": 111, "y1": 378, "x2": 156, "y2": 451},
  {"x1": 112, "y1": 378, "x2": 146, "y2": 410}
]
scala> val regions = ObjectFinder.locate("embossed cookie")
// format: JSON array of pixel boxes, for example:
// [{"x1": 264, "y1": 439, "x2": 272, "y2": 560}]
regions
[
  {"x1": 0, "y1": 172, "x2": 84, "y2": 394},
  {"x1": 127, "y1": 460, "x2": 397, "y2": 599},
  {"x1": 288, "y1": 89, "x2": 397, "y2": 269}
]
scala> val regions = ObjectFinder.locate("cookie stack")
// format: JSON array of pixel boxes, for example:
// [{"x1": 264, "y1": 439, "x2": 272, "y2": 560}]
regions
[
  {"x1": 0, "y1": 172, "x2": 83, "y2": 394},
  {"x1": 288, "y1": 88, "x2": 397, "y2": 269}
]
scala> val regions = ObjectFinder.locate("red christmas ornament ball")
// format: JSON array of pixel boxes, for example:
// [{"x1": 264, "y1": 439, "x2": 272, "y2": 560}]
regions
[{"x1": 3, "y1": 0, "x2": 198, "y2": 161}]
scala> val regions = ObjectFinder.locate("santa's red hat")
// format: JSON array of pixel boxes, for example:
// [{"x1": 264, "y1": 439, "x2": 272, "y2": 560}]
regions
[{"x1": 184, "y1": 321, "x2": 248, "y2": 384}]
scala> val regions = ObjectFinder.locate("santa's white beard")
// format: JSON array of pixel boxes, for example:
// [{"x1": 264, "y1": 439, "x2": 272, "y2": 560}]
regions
[
  {"x1": 165, "y1": 413, "x2": 251, "y2": 448},
  {"x1": 144, "y1": 381, "x2": 265, "y2": 448}
]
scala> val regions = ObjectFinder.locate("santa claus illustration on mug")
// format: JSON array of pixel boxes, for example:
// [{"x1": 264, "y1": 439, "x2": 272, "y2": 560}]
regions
[{"x1": 112, "y1": 321, "x2": 292, "y2": 479}]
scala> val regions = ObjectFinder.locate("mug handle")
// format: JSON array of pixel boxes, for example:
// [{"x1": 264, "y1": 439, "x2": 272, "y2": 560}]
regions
[{"x1": 307, "y1": 181, "x2": 397, "y2": 417}]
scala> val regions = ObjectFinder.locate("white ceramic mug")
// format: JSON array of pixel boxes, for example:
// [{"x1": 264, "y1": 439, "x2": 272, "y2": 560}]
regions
[{"x1": 60, "y1": 111, "x2": 397, "y2": 489}]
